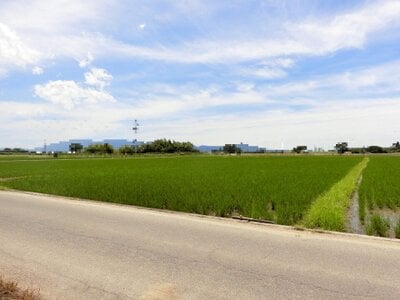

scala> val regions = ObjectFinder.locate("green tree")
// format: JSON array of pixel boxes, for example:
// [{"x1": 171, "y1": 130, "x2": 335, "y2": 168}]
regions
[
  {"x1": 335, "y1": 142, "x2": 348, "y2": 154},
  {"x1": 86, "y1": 143, "x2": 114, "y2": 154},
  {"x1": 292, "y1": 146, "x2": 307, "y2": 153},
  {"x1": 366, "y1": 145, "x2": 385, "y2": 153},
  {"x1": 119, "y1": 145, "x2": 134, "y2": 155},
  {"x1": 69, "y1": 143, "x2": 83, "y2": 153},
  {"x1": 137, "y1": 139, "x2": 198, "y2": 153},
  {"x1": 223, "y1": 144, "x2": 242, "y2": 154}
]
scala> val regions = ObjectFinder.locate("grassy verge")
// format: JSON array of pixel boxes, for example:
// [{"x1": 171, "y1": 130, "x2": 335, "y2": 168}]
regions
[
  {"x1": 302, "y1": 157, "x2": 369, "y2": 232},
  {"x1": 0, "y1": 276, "x2": 40, "y2": 300}
]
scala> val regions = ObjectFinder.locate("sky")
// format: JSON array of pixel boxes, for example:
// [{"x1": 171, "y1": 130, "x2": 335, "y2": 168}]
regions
[{"x1": 1, "y1": 0, "x2": 400, "y2": 150}]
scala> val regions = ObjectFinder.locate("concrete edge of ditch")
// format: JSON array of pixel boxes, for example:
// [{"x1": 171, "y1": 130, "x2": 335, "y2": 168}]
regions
[{"x1": 2, "y1": 189, "x2": 399, "y2": 244}]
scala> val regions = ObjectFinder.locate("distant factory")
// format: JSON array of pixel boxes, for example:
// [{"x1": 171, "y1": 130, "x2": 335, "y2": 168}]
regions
[
  {"x1": 34, "y1": 140, "x2": 267, "y2": 153},
  {"x1": 34, "y1": 139, "x2": 144, "y2": 153},
  {"x1": 196, "y1": 143, "x2": 266, "y2": 153}
]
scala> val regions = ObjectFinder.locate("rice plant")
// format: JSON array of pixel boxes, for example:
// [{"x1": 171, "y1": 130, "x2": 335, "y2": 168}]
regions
[{"x1": 0, "y1": 155, "x2": 362, "y2": 225}]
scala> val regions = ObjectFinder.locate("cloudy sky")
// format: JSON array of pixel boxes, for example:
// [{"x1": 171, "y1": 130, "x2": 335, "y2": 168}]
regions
[{"x1": 1, "y1": 0, "x2": 400, "y2": 150}]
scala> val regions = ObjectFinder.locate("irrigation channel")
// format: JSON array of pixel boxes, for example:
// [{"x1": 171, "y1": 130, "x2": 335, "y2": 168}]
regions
[{"x1": 347, "y1": 175, "x2": 364, "y2": 234}]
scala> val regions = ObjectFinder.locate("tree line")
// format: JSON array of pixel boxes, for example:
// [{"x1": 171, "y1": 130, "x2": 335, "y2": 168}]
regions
[{"x1": 70, "y1": 139, "x2": 198, "y2": 155}]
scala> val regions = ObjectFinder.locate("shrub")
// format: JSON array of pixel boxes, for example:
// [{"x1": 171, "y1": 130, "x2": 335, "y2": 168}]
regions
[
  {"x1": 85, "y1": 143, "x2": 114, "y2": 154},
  {"x1": 119, "y1": 145, "x2": 134, "y2": 155}
]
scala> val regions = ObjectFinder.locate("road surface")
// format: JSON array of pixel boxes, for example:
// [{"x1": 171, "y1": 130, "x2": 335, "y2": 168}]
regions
[{"x1": 1, "y1": 190, "x2": 400, "y2": 299}]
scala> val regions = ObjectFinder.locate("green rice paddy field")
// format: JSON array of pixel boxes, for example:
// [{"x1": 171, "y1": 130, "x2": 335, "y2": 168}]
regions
[
  {"x1": 359, "y1": 156, "x2": 400, "y2": 237},
  {"x1": 0, "y1": 155, "x2": 399, "y2": 236}
]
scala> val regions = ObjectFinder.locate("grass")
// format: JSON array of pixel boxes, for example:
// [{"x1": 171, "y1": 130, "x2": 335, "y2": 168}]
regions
[
  {"x1": 0, "y1": 155, "x2": 362, "y2": 225},
  {"x1": 366, "y1": 214, "x2": 390, "y2": 237},
  {"x1": 301, "y1": 157, "x2": 369, "y2": 232},
  {"x1": 0, "y1": 276, "x2": 40, "y2": 300},
  {"x1": 0, "y1": 154, "x2": 52, "y2": 161},
  {"x1": 359, "y1": 156, "x2": 400, "y2": 214},
  {"x1": 359, "y1": 157, "x2": 400, "y2": 233},
  {"x1": 395, "y1": 219, "x2": 400, "y2": 239}
]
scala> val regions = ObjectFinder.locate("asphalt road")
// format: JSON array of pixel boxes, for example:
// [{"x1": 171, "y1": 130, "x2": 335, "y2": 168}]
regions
[{"x1": 1, "y1": 191, "x2": 400, "y2": 299}]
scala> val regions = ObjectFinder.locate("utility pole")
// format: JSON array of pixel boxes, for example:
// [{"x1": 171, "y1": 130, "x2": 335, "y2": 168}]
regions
[{"x1": 132, "y1": 120, "x2": 139, "y2": 153}]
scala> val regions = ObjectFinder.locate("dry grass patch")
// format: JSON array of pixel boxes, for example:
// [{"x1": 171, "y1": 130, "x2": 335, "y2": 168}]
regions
[{"x1": 0, "y1": 276, "x2": 40, "y2": 300}]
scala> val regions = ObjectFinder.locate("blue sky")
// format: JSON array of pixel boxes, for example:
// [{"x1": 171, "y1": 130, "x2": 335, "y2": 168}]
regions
[{"x1": 1, "y1": 0, "x2": 400, "y2": 150}]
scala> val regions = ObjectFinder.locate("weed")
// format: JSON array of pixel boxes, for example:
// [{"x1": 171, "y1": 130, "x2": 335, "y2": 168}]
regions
[
  {"x1": 395, "y1": 219, "x2": 400, "y2": 239},
  {"x1": 0, "y1": 276, "x2": 40, "y2": 300},
  {"x1": 366, "y1": 214, "x2": 390, "y2": 237},
  {"x1": 359, "y1": 197, "x2": 366, "y2": 225}
]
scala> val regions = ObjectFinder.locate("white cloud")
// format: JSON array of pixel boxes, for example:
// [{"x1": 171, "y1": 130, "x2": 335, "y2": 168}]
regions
[
  {"x1": 0, "y1": 1, "x2": 108, "y2": 35},
  {"x1": 32, "y1": 66, "x2": 43, "y2": 75},
  {"x1": 3, "y1": 76, "x2": 400, "y2": 149},
  {"x1": 0, "y1": 101, "x2": 48, "y2": 120},
  {"x1": 139, "y1": 98, "x2": 400, "y2": 149},
  {"x1": 262, "y1": 60, "x2": 400, "y2": 98},
  {"x1": 34, "y1": 80, "x2": 115, "y2": 110},
  {"x1": 34, "y1": 67, "x2": 115, "y2": 110},
  {"x1": 1, "y1": 1, "x2": 400, "y2": 149},
  {"x1": 86, "y1": 1, "x2": 400, "y2": 65},
  {"x1": 84, "y1": 68, "x2": 113, "y2": 90},
  {"x1": 0, "y1": 23, "x2": 39, "y2": 69},
  {"x1": 0, "y1": 0, "x2": 398, "y2": 77},
  {"x1": 329, "y1": 61, "x2": 400, "y2": 91},
  {"x1": 291, "y1": 1, "x2": 400, "y2": 54},
  {"x1": 240, "y1": 66, "x2": 287, "y2": 79},
  {"x1": 128, "y1": 87, "x2": 268, "y2": 118},
  {"x1": 233, "y1": 58, "x2": 295, "y2": 82},
  {"x1": 0, "y1": 1, "x2": 107, "y2": 74},
  {"x1": 4, "y1": 96, "x2": 399, "y2": 149},
  {"x1": 79, "y1": 52, "x2": 94, "y2": 68},
  {"x1": 236, "y1": 83, "x2": 254, "y2": 92}
]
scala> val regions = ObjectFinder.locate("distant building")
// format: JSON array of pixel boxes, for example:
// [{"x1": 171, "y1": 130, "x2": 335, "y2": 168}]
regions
[
  {"x1": 196, "y1": 143, "x2": 266, "y2": 153},
  {"x1": 36, "y1": 139, "x2": 267, "y2": 154},
  {"x1": 34, "y1": 139, "x2": 143, "y2": 153},
  {"x1": 196, "y1": 145, "x2": 223, "y2": 152},
  {"x1": 235, "y1": 143, "x2": 260, "y2": 153}
]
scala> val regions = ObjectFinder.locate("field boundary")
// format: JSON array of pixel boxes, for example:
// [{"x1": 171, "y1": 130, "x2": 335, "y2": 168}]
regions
[{"x1": 301, "y1": 157, "x2": 369, "y2": 231}]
